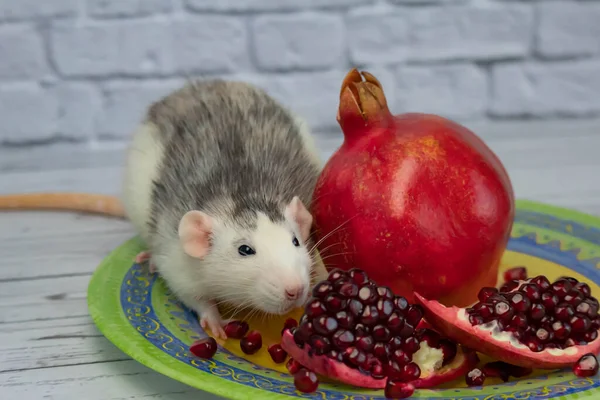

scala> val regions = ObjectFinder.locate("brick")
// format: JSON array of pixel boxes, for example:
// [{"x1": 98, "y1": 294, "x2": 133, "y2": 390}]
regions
[
  {"x1": 537, "y1": 2, "x2": 600, "y2": 58},
  {"x1": 490, "y1": 61, "x2": 600, "y2": 117},
  {"x1": 0, "y1": 0, "x2": 77, "y2": 21},
  {"x1": 171, "y1": 16, "x2": 249, "y2": 74},
  {"x1": 348, "y1": 3, "x2": 533, "y2": 65},
  {"x1": 0, "y1": 25, "x2": 47, "y2": 81},
  {"x1": 52, "y1": 83, "x2": 101, "y2": 140},
  {"x1": 0, "y1": 83, "x2": 57, "y2": 143},
  {"x1": 185, "y1": 0, "x2": 371, "y2": 12},
  {"x1": 50, "y1": 19, "x2": 173, "y2": 77},
  {"x1": 96, "y1": 80, "x2": 184, "y2": 138},
  {"x1": 87, "y1": 0, "x2": 173, "y2": 18},
  {"x1": 394, "y1": 64, "x2": 487, "y2": 120},
  {"x1": 252, "y1": 13, "x2": 344, "y2": 70}
]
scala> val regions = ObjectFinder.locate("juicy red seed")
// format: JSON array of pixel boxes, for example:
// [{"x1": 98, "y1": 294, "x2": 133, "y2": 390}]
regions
[
  {"x1": 305, "y1": 299, "x2": 327, "y2": 318},
  {"x1": 376, "y1": 299, "x2": 394, "y2": 319},
  {"x1": 373, "y1": 342, "x2": 390, "y2": 361},
  {"x1": 465, "y1": 368, "x2": 486, "y2": 386},
  {"x1": 394, "y1": 296, "x2": 409, "y2": 312},
  {"x1": 355, "y1": 323, "x2": 368, "y2": 337},
  {"x1": 583, "y1": 330, "x2": 599, "y2": 342},
  {"x1": 294, "y1": 369, "x2": 319, "y2": 393},
  {"x1": 348, "y1": 268, "x2": 369, "y2": 285},
  {"x1": 509, "y1": 293, "x2": 531, "y2": 313},
  {"x1": 344, "y1": 347, "x2": 367, "y2": 366},
  {"x1": 385, "y1": 380, "x2": 415, "y2": 399},
  {"x1": 388, "y1": 337, "x2": 403, "y2": 349},
  {"x1": 478, "y1": 287, "x2": 499, "y2": 303},
  {"x1": 469, "y1": 314, "x2": 484, "y2": 326},
  {"x1": 482, "y1": 361, "x2": 510, "y2": 382},
  {"x1": 578, "y1": 299, "x2": 599, "y2": 318},
  {"x1": 286, "y1": 358, "x2": 302, "y2": 374},
  {"x1": 377, "y1": 286, "x2": 394, "y2": 299},
  {"x1": 555, "y1": 304, "x2": 575, "y2": 322},
  {"x1": 521, "y1": 283, "x2": 541, "y2": 301},
  {"x1": 332, "y1": 277, "x2": 351, "y2": 291},
  {"x1": 575, "y1": 282, "x2": 592, "y2": 297},
  {"x1": 223, "y1": 320, "x2": 249, "y2": 339},
  {"x1": 570, "y1": 315, "x2": 592, "y2": 333},
  {"x1": 529, "y1": 275, "x2": 550, "y2": 290},
  {"x1": 500, "y1": 280, "x2": 519, "y2": 293},
  {"x1": 387, "y1": 312, "x2": 405, "y2": 334},
  {"x1": 312, "y1": 281, "x2": 333, "y2": 299},
  {"x1": 338, "y1": 281, "x2": 359, "y2": 298},
  {"x1": 419, "y1": 328, "x2": 441, "y2": 348},
  {"x1": 391, "y1": 349, "x2": 411, "y2": 365},
  {"x1": 504, "y1": 266, "x2": 527, "y2": 282},
  {"x1": 358, "y1": 285, "x2": 378, "y2": 304},
  {"x1": 372, "y1": 325, "x2": 391, "y2": 341},
  {"x1": 539, "y1": 314, "x2": 554, "y2": 326},
  {"x1": 293, "y1": 322, "x2": 313, "y2": 345},
  {"x1": 335, "y1": 311, "x2": 354, "y2": 329},
  {"x1": 332, "y1": 330, "x2": 355, "y2": 350},
  {"x1": 189, "y1": 337, "x2": 218, "y2": 359},
  {"x1": 542, "y1": 292, "x2": 559, "y2": 311},
  {"x1": 592, "y1": 317, "x2": 600, "y2": 330},
  {"x1": 399, "y1": 323, "x2": 415, "y2": 338},
  {"x1": 474, "y1": 303, "x2": 494, "y2": 319},
  {"x1": 240, "y1": 331, "x2": 262, "y2": 355},
  {"x1": 561, "y1": 276, "x2": 579, "y2": 285},
  {"x1": 406, "y1": 305, "x2": 424, "y2": 326},
  {"x1": 439, "y1": 339, "x2": 457, "y2": 366},
  {"x1": 348, "y1": 299, "x2": 364, "y2": 317},
  {"x1": 370, "y1": 361, "x2": 386, "y2": 380},
  {"x1": 283, "y1": 318, "x2": 298, "y2": 331},
  {"x1": 325, "y1": 293, "x2": 347, "y2": 312},
  {"x1": 565, "y1": 290, "x2": 585, "y2": 306},
  {"x1": 361, "y1": 305, "x2": 380, "y2": 326},
  {"x1": 524, "y1": 338, "x2": 543, "y2": 352},
  {"x1": 535, "y1": 327, "x2": 553, "y2": 343},
  {"x1": 494, "y1": 301, "x2": 514, "y2": 321},
  {"x1": 552, "y1": 279, "x2": 574, "y2": 299},
  {"x1": 573, "y1": 353, "x2": 599, "y2": 378},
  {"x1": 309, "y1": 335, "x2": 331, "y2": 355},
  {"x1": 396, "y1": 362, "x2": 421, "y2": 382},
  {"x1": 327, "y1": 268, "x2": 346, "y2": 282},
  {"x1": 510, "y1": 313, "x2": 528, "y2": 328},
  {"x1": 529, "y1": 303, "x2": 546, "y2": 321},
  {"x1": 313, "y1": 316, "x2": 338, "y2": 336},
  {"x1": 565, "y1": 338, "x2": 577, "y2": 348},
  {"x1": 267, "y1": 344, "x2": 288, "y2": 363},
  {"x1": 552, "y1": 320, "x2": 572, "y2": 340},
  {"x1": 356, "y1": 335, "x2": 375, "y2": 352},
  {"x1": 510, "y1": 365, "x2": 533, "y2": 377},
  {"x1": 328, "y1": 349, "x2": 344, "y2": 362},
  {"x1": 401, "y1": 336, "x2": 420, "y2": 354}
]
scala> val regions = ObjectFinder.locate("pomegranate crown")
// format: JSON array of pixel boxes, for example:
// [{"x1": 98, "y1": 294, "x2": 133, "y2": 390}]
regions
[{"x1": 337, "y1": 68, "x2": 393, "y2": 142}]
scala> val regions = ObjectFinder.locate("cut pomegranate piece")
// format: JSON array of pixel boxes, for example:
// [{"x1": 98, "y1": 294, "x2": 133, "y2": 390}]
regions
[
  {"x1": 189, "y1": 337, "x2": 218, "y2": 359},
  {"x1": 415, "y1": 274, "x2": 600, "y2": 369},
  {"x1": 223, "y1": 320, "x2": 249, "y2": 339},
  {"x1": 573, "y1": 353, "x2": 599, "y2": 377},
  {"x1": 294, "y1": 369, "x2": 319, "y2": 393},
  {"x1": 280, "y1": 268, "x2": 478, "y2": 389},
  {"x1": 240, "y1": 330, "x2": 262, "y2": 355},
  {"x1": 268, "y1": 344, "x2": 288, "y2": 364}
]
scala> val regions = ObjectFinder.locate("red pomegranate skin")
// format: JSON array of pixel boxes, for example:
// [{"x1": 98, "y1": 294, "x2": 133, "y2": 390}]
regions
[{"x1": 311, "y1": 69, "x2": 515, "y2": 307}]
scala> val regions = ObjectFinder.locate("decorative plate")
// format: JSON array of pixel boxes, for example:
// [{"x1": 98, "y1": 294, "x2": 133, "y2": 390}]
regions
[{"x1": 88, "y1": 200, "x2": 600, "y2": 399}]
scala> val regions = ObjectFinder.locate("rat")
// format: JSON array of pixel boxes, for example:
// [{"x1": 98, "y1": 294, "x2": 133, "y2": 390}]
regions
[{"x1": 0, "y1": 78, "x2": 329, "y2": 339}]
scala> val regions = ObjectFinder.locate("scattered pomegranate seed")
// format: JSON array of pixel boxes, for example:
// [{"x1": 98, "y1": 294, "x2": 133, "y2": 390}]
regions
[
  {"x1": 573, "y1": 353, "x2": 599, "y2": 377},
  {"x1": 504, "y1": 266, "x2": 527, "y2": 282},
  {"x1": 465, "y1": 368, "x2": 486, "y2": 386},
  {"x1": 286, "y1": 357, "x2": 302, "y2": 374},
  {"x1": 223, "y1": 320, "x2": 249, "y2": 339},
  {"x1": 293, "y1": 369, "x2": 319, "y2": 393},
  {"x1": 267, "y1": 344, "x2": 288, "y2": 364},
  {"x1": 384, "y1": 379, "x2": 415, "y2": 399},
  {"x1": 240, "y1": 330, "x2": 262, "y2": 355},
  {"x1": 189, "y1": 337, "x2": 218, "y2": 359},
  {"x1": 281, "y1": 318, "x2": 298, "y2": 335}
]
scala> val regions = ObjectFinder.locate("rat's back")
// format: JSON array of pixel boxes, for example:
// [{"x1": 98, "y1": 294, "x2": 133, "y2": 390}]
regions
[{"x1": 122, "y1": 79, "x2": 322, "y2": 248}]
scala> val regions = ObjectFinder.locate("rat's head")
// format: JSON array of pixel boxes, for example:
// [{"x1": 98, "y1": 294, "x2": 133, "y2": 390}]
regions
[{"x1": 178, "y1": 196, "x2": 314, "y2": 315}]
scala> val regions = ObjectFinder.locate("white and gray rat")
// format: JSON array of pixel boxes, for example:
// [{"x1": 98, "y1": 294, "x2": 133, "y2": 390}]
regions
[{"x1": 0, "y1": 78, "x2": 329, "y2": 339}]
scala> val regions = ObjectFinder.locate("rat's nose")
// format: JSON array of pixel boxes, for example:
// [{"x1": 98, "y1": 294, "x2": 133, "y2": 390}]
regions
[{"x1": 285, "y1": 285, "x2": 304, "y2": 300}]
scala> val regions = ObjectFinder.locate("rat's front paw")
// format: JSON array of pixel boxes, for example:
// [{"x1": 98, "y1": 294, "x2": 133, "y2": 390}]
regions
[{"x1": 197, "y1": 300, "x2": 227, "y2": 340}]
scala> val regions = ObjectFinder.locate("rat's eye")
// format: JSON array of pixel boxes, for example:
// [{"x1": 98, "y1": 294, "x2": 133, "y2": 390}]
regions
[
  {"x1": 238, "y1": 245, "x2": 256, "y2": 256},
  {"x1": 292, "y1": 236, "x2": 300, "y2": 247}
]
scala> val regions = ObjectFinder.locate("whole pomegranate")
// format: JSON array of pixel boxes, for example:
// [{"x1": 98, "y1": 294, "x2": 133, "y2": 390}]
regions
[{"x1": 311, "y1": 69, "x2": 515, "y2": 307}]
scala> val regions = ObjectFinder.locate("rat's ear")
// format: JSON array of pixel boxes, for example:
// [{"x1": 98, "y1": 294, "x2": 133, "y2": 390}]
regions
[
  {"x1": 285, "y1": 196, "x2": 313, "y2": 242},
  {"x1": 178, "y1": 210, "x2": 213, "y2": 259}
]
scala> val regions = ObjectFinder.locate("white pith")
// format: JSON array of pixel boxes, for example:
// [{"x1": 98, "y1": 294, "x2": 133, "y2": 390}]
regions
[{"x1": 412, "y1": 342, "x2": 444, "y2": 375}]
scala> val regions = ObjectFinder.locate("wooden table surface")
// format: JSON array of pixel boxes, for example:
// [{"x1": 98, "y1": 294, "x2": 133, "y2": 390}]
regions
[{"x1": 1, "y1": 119, "x2": 599, "y2": 399}]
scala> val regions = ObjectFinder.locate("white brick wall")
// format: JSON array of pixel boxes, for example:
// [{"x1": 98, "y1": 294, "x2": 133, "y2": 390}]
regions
[{"x1": 0, "y1": 0, "x2": 599, "y2": 145}]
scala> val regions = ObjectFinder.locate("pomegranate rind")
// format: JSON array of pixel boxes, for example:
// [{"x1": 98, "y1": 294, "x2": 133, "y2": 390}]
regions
[
  {"x1": 281, "y1": 329, "x2": 477, "y2": 389},
  {"x1": 415, "y1": 293, "x2": 600, "y2": 369}
]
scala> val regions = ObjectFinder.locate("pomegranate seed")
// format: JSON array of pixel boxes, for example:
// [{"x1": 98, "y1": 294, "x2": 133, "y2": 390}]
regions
[
  {"x1": 312, "y1": 281, "x2": 333, "y2": 299},
  {"x1": 551, "y1": 320, "x2": 572, "y2": 340},
  {"x1": 388, "y1": 336, "x2": 402, "y2": 349},
  {"x1": 373, "y1": 342, "x2": 390, "y2": 360},
  {"x1": 529, "y1": 303, "x2": 546, "y2": 321},
  {"x1": 344, "y1": 347, "x2": 367, "y2": 367},
  {"x1": 348, "y1": 299, "x2": 364, "y2": 317},
  {"x1": 371, "y1": 325, "x2": 390, "y2": 341},
  {"x1": 387, "y1": 312, "x2": 405, "y2": 334},
  {"x1": 327, "y1": 268, "x2": 346, "y2": 282},
  {"x1": 583, "y1": 330, "x2": 598, "y2": 342},
  {"x1": 565, "y1": 290, "x2": 585, "y2": 306},
  {"x1": 283, "y1": 318, "x2": 298, "y2": 331},
  {"x1": 391, "y1": 349, "x2": 411, "y2": 365},
  {"x1": 509, "y1": 313, "x2": 528, "y2": 328},
  {"x1": 575, "y1": 282, "x2": 592, "y2": 297},
  {"x1": 332, "y1": 330, "x2": 355, "y2": 350},
  {"x1": 286, "y1": 357, "x2": 302, "y2": 374},
  {"x1": 293, "y1": 322, "x2": 313, "y2": 345},
  {"x1": 376, "y1": 298, "x2": 394, "y2": 319},
  {"x1": 223, "y1": 320, "x2": 249, "y2": 339},
  {"x1": 439, "y1": 339, "x2": 457, "y2": 366},
  {"x1": 419, "y1": 328, "x2": 441, "y2": 348},
  {"x1": 189, "y1": 337, "x2": 218, "y2": 359},
  {"x1": 509, "y1": 292, "x2": 531, "y2": 313},
  {"x1": 474, "y1": 303, "x2": 494, "y2": 319},
  {"x1": 500, "y1": 280, "x2": 519, "y2": 293},
  {"x1": 370, "y1": 361, "x2": 386, "y2": 380},
  {"x1": 361, "y1": 305, "x2": 380, "y2": 326},
  {"x1": 305, "y1": 299, "x2": 327, "y2": 318},
  {"x1": 294, "y1": 369, "x2": 319, "y2": 393},
  {"x1": 555, "y1": 303, "x2": 575, "y2": 321},
  {"x1": 358, "y1": 285, "x2": 378, "y2": 304},
  {"x1": 573, "y1": 353, "x2": 599, "y2": 377},
  {"x1": 535, "y1": 327, "x2": 553, "y2": 343},
  {"x1": 337, "y1": 281, "x2": 358, "y2": 298},
  {"x1": 267, "y1": 344, "x2": 287, "y2": 363},
  {"x1": 384, "y1": 380, "x2": 415, "y2": 399},
  {"x1": 551, "y1": 279, "x2": 574, "y2": 299},
  {"x1": 377, "y1": 286, "x2": 394, "y2": 299},
  {"x1": 394, "y1": 296, "x2": 409, "y2": 312},
  {"x1": 570, "y1": 315, "x2": 592, "y2": 333},
  {"x1": 530, "y1": 275, "x2": 551, "y2": 291},
  {"x1": 465, "y1": 368, "x2": 486, "y2": 386},
  {"x1": 541, "y1": 292, "x2": 559, "y2": 311},
  {"x1": 399, "y1": 323, "x2": 415, "y2": 338},
  {"x1": 335, "y1": 311, "x2": 354, "y2": 329},
  {"x1": 395, "y1": 362, "x2": 421, "y2": 382},
  {"x1": 561, "y1": 276, "x2": 579, "y2": 285},
  {"x1": 356, "y1": 335, "x2": 375, "y2": 352},
  {"x1": 401, "y1": 337, "x2": 421, "y2": 354},
  {"x1": 494, "y1": 301, "x2": 514, "y2": 321},
  {"x1": 521, "y1": 283, "x2": 541, "y2": 302},
  {"x1": 325, "y1": 293, "x2": 347, "y2": 312},
  {"x1": 504, "y1": 266, "x2": 527, "y2": 282},
  {"x1": 240, "y1": 330, "x2": 262, "y2": 355},
  {"x1": 313, "y1": 316, "x2": 338, "y2": 336},
  {"x1": 309, "y1": 335, "x2": 332, "y2": 355},
  {"x1": 348, "y1": 268, "x2": 369, "y2": 285},
  {"x1": 578, "y1": 299, "x2": 599, "y2": 318},
  {"x1": 354, "y1": 323, "x2": 368, "y2": 337},
  {"x1": 328, "y1": 349, "x2": 344, "y2": 362},
  {"x1": 469, "y1": 314, "x2": 484, "y2": 326},
  {"x1": 478, "y1": 287, "x2": 498, "y2": 302},
  {"x1": 483, "y1": 361, "x2": 510, "y2": 382},
  {"x1": 509, "y1": 365, "x2": 533, "y2": 377},
  {"x1": 524, "y1": 338, "x2": 543, "y2": 352},
  {"x1": 406, "y1": 305, "x2": 424, "y2": 326}
]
